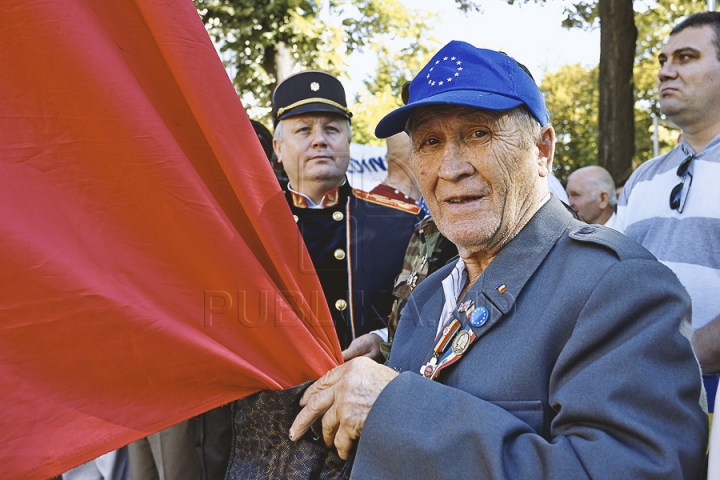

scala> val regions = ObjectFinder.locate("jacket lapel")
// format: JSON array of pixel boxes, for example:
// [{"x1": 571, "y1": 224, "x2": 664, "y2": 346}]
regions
[{"x1": 456, "y1": 197, "x2": 573, "y2": 342}]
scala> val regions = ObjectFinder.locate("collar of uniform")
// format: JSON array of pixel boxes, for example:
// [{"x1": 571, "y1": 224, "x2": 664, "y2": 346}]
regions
[
  {"x1": 287, "y1": 178, "x2": 348, "y2": 209},
  {"x1": 461, "y1": 195, "x2": 573, "y2": 315},
  {"x1": 369, "y1": 184, "x2": 419, "y2": 206}
]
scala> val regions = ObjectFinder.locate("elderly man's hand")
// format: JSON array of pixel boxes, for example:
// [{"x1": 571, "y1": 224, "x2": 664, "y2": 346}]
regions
[
  {"x1": 342, "y1": 332, "x2": 385, "y2": 363},
  {"x1": 289, "y1": 357, "x2": 399, "y2": 459}
]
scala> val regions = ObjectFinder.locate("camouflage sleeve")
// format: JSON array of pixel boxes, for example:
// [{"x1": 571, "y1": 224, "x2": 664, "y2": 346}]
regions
[{"x1": 380, "y1": 217, "x2": 458, "y2": 359}]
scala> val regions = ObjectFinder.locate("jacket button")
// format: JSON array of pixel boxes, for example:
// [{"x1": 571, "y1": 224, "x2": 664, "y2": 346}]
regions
[
  {"x1": 332, "y1": 211, "x2": 344, "y2": 221},
  {"x1": 335, "y1": 299, "x2": 348, "y2": 311},
  {"x1": 578, "y1": 226, "x2": 595, "y2": 234},
  {"x1": 334, "y1": 249, "x2": 346, "y2": 260}
]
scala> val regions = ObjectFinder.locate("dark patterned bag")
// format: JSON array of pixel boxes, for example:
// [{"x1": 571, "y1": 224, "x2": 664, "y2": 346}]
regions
[{"x1": 225, "y1": 381, "x2": 353, "y2": 480}]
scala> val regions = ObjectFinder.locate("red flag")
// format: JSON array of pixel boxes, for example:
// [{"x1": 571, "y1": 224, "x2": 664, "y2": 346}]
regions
[{"x1": 0, "y1": 1, "x2": 340, "y2": 478}]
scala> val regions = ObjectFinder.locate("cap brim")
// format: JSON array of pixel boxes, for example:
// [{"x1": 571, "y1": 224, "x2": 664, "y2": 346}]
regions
[
  {"x1": 374, "y1": 89, "x2": 524, "y2": 139},
  {"x1": 276, "y1": 103, "x2": 351, "y2": 125}
]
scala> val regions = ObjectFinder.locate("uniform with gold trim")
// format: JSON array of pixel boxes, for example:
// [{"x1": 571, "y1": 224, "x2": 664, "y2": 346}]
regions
[
  {"x1": 274, "y1": 70, "x2": 420, "y2": 349},
  {"x1": 288, "y1": 183, "x2": 420, "y2": 349}
]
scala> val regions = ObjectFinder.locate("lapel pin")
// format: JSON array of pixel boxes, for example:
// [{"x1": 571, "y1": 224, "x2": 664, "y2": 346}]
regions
[
  {"x1": 469, "y1": 305, "x2": 489, "y2": 328},
  {"x1": 458, "y1": 300, "x2": 473, "y2": 312}
]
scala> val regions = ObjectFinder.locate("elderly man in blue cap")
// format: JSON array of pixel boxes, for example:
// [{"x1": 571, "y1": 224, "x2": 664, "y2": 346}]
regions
[{"x1": 289, "y1": 41, "x2": 707, "y2": 478}]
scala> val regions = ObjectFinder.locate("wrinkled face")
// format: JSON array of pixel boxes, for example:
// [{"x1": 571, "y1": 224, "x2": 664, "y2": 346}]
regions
[
  {"x1": 658, "y1": 26, "x2": 720, "y2": 129},
  {"x1": 408, "y1": 107, "x2": 552, "y2": 256},
  {"x1": 566, "y1": 173, "x2": 602, "y2": 223},
  {"x1": 273, "y1": 113, "x2": 350, "y2": 190}
]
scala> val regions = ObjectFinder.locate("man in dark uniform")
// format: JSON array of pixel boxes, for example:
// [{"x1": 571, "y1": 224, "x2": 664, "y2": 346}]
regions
[
  {"x1": 193, "y1": 72, "x2": 420, "y2": 479},
  {"x1": 272, "y1": 70, "x2": 420, "y2": 350}
]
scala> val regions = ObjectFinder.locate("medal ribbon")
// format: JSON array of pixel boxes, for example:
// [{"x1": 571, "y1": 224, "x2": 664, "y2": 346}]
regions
[
  {"x1": 420, "y1": 317, "x2": 478, "y2": 381},
  {"x1": 434, "y1": 318, "x2": 461, "y2": 353},
  {"x1": 428, "y1": 325, "x2": 476, "y2": 380}
]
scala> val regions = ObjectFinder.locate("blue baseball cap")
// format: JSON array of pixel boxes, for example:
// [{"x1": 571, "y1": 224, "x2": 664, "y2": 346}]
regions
[{"x1": 375, "y1": 41, "x2": 549, "y2": 138}]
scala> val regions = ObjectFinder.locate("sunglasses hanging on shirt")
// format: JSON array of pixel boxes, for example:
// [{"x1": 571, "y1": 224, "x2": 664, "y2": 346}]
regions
[{"x1": 669, "y1": 153, "x2": 695, "y2": 213}]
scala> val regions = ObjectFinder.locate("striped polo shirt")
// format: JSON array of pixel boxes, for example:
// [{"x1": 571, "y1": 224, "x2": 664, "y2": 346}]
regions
[{"x1": 616, "y1": 134, "x2": 720, "y2": 330}]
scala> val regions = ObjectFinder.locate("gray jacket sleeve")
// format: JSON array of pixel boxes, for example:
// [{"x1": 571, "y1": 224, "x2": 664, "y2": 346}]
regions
[{"x1": 351, "y1": 258, "x2": 707, "y2": 479}]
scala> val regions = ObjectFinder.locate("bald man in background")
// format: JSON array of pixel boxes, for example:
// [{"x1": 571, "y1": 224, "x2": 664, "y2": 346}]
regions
[{"x1": 565, "y1": 165, "x2": 618, "y2": 229}]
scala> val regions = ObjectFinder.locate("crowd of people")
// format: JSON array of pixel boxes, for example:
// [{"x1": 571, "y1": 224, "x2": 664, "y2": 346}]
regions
[{"x1": 63, "y1": 10, "x2": 720, "y2": 480}]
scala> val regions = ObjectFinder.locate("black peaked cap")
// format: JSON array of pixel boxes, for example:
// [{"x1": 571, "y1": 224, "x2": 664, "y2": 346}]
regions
[{"x1": 272, "y1": 71, "x2": 352, "y2": 126}]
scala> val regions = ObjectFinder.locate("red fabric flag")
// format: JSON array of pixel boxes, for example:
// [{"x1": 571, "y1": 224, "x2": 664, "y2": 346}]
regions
[{"x1": 0, "y1": 1, "x2": 341, "y2": 478}]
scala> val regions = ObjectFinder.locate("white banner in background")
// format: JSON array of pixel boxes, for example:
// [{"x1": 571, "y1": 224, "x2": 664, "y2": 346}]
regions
[
  {"x1": 347, "y1": 143, "x2": 568, "y2": 204},
  {"x1": 348, "y1": 143, "x2": 388, "y2": 191}
]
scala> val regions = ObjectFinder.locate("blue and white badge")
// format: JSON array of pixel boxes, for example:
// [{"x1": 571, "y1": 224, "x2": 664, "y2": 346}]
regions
[{"x1": 469, "y1": 305, "x2": 489, "y2": 328}]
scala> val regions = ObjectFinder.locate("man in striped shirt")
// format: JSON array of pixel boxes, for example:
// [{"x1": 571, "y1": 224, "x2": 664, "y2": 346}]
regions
[{"x1": 616, "y1": 12, "x2": 720, "y2": 386}]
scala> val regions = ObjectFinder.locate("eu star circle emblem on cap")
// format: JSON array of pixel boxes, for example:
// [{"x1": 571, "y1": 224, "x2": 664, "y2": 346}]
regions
[
  {"x1": 374, "y1": 40, "x2": 549, "y2": 138},
  {"x1": 426, "y1": 56, "x2": 463, "y2": 87}
]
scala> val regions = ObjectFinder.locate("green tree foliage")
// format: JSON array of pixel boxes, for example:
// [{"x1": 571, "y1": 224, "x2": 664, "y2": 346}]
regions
[
  {"x1": 533, "y1": 0, "x2": 707, "y2": 183},
  {"x1": 196, "y1": 0, "x2": 710, "y2": 164},
  {"x1": 542, "y1": 0, "x2": 706, "y2": 184},
  {"x1": 194, "y1": 0, "x2": 433, "y2": 133},
  {"x1": 498, "y1": 0, "x2": 709, "y2": 184},
  {"x1": 541, "y1": 64, "x2": 599, "y2": 184},
  {"x1": 452, "y1": 0, "x2": 482, "y2": 13},
  {"x1": 351, "y1": 38, "x2": 439, "y2": 145},
  {"x1": 195, "y1": 0, "x2": 326, "y2": 120}
]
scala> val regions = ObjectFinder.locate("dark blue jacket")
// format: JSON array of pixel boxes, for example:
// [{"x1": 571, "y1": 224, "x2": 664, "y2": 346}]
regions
[{"x1": 287, "y1": 181, "x2": 420, "y2": 349}]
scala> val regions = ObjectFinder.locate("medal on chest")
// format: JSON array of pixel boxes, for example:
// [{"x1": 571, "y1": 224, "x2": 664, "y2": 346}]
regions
[{"x1": 420, "y1": 300, "x2": 489, "y2": 380}]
